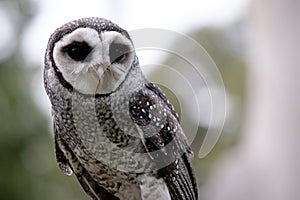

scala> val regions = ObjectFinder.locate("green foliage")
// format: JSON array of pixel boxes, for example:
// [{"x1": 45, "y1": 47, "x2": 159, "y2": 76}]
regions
[{"x1": 191, "y1": 25, "x2": 246, "y2": 95}]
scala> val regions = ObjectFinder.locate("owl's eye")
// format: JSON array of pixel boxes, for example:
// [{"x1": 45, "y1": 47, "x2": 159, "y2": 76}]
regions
[
  {"x1": 109, "y1": 43, "x2": 129, "y2": 64},
  {"x1": 64, "y1": 42, "x2": 92, "y2": 61}
]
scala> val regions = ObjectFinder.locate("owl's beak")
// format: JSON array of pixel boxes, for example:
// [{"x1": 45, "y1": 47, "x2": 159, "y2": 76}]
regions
[
  {"x1": 95, "y1": 68, "x2": 105, "y2": 79},
  {"x1": 92, "y1": 62, "x2": 110, "y2": 80}
]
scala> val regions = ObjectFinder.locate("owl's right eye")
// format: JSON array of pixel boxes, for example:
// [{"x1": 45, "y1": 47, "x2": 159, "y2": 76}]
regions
[
  {"x1": 63, "y1": 42, "x2": 92, "y2": 61},
  {"x1": 109, "y1": 43, "x2": 130, "y2": 64}
]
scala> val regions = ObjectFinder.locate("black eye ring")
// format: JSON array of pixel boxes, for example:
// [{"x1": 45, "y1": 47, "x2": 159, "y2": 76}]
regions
[
  {"x1": 63, "y1": 41, "x2": 92, "y2": 61},
  {"x1": 109, "y1": 43, "x2": 130, "y2": 64}
]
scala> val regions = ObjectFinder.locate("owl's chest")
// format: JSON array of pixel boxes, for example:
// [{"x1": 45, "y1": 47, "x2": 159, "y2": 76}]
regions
[
  {"x1": 61, "y1": 94, "x2": 137, "y2": 143},
  {"x1": 55, "y1": 94, "x2": 152, "y2": 172}
]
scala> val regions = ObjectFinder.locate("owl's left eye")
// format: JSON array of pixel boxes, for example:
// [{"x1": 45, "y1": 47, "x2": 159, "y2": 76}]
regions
[{"x1": 63, "y1": 42, "x2": 92, "y2": 61}]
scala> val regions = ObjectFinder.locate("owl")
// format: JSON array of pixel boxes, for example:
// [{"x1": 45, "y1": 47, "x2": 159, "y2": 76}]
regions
[{"x1": 44, "y1": 17, "x2": 197, "y2": 200}]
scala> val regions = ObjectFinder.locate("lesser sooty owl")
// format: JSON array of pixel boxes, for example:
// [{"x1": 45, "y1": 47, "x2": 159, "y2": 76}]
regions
[{"x1": 44, "y1": 17, "x2": 198, "y2": 200}]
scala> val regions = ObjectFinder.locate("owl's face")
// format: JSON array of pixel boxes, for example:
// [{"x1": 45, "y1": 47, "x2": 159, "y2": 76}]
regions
[{"x1": 51, "y1": 22, "x2": 135, "y2": 95}]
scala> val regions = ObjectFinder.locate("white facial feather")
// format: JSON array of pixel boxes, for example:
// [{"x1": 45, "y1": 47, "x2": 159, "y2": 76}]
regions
[{"x1": 53, "y1": 27, "x2": 134, "y2": 94}]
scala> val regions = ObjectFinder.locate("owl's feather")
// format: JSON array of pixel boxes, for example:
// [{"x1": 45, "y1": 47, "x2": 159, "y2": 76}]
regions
[{"x1": 129, "y1": 82, "x2": 198, "y2": 200}]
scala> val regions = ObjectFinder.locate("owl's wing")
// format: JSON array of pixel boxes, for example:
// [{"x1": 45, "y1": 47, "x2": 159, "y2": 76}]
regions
[
  {"x1": 53, "y1": 124, "x2": 73, "y2": 176},
  {"x1": 129, "y1": 82, "x2": 198, "y2": 200},
  {"x1": 53, "y1": 123, "x2": 119, "y2": 200}
]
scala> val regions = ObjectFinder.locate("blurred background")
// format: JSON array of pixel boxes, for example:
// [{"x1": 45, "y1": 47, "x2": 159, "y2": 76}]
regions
[{"x1": 1, "y1": 0, "x2": 300, "y2": 199}]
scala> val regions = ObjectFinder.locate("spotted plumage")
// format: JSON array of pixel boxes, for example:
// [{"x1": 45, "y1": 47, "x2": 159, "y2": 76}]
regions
[{"x1": 44, "y1": 17, "x2": 198, "y2": 200}]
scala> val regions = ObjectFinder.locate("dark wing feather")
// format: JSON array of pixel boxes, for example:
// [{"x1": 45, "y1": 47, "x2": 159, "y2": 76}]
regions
[
  {"x1": 129, "y1": 82, "x2": 198, "y2": 200},
  {"x1": 145, "y1": 83, "x2": 180, "y2": 122}
]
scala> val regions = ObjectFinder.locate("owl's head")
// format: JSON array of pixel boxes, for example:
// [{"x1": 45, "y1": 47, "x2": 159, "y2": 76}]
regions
[{"x1": 45, "y1": 18, "x2": 136, "y2": 95}]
